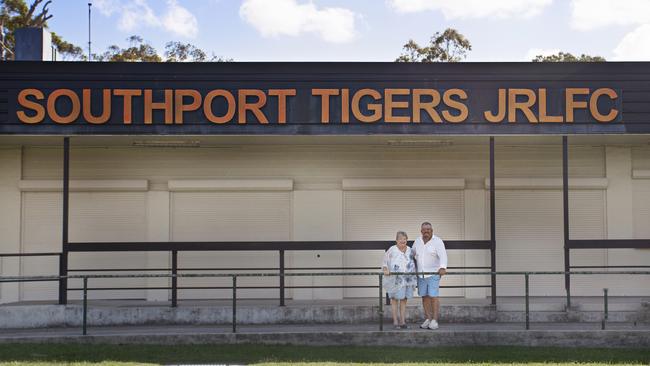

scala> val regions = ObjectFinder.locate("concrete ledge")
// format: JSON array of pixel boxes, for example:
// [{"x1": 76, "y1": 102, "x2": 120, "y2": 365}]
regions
[
  {"x1": 18, "y1": 180, "x2": 149, "y2": 192},
  {"x1": 484, "y1": 178, "x2": 608, "y2": 190},
  {"x1": 1, "y1": 330, "x2": 649, "y2": 348},
  {"x1": 632, "y1": 170, "x2": 650, "y2": 179},
  {"x1": 342, "y1": 178, "x2": 465, "y2": 190},
  {"x1": 0, "y1": 304, "x2": 496, "y2": 328},
  {"x1": 168, "y1": 179, "x2": 293, "y2": 191}
]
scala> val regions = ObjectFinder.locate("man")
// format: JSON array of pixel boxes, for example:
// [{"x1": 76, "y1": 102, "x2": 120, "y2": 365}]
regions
[{"x1": 412, "y1": 222, "x2": 447, "y2": 330}]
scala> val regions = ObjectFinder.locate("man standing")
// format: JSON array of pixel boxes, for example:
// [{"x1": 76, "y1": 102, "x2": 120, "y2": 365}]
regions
[{"x1": 412, "y1": 222, "x2": 447, "y2": 330}]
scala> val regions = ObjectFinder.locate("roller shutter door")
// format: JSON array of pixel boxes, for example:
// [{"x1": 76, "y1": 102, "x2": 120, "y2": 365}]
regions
[
  {"x1": 343, "y1": 190, "x2": 464, "y2": 298},
  {"x1": 496, "y1": 189, "x2": 606, "y2": 296},
  {"x1": 21, "y1": 192, "x2": 147, "y2": 301},
  {"x1": 171, "y1": 191, "x2": 292, "y2": 299}
]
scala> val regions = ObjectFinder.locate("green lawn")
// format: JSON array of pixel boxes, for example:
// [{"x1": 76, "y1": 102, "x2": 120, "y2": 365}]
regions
[{"x1": 0, "y1": 344, "x2": 647, "y2": 365}]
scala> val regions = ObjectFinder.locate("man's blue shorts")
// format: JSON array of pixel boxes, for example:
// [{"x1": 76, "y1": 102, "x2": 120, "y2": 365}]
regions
[{"x1": 417, "y1": 275, "x2": 440, "y2": 297}]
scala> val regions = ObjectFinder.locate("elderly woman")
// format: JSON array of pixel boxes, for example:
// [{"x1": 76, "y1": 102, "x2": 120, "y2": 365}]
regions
[{"x1": 382, "y1": 230, "x2": 417, "y2": 329}]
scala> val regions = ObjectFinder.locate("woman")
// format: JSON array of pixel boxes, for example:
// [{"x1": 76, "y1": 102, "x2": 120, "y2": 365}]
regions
[{"x1": 382, "y1": 230, "x2": 417, "y2": 329}]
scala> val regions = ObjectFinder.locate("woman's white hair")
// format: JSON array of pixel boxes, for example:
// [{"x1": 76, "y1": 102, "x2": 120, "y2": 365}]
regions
[{"x1": 395, "y1": 230, "x2": 408, "y2": 240}]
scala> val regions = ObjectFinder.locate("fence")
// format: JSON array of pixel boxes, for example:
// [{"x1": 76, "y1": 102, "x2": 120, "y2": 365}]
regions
[{"x1": 1, "y1": 270, "x2": 648, "y2": 335}]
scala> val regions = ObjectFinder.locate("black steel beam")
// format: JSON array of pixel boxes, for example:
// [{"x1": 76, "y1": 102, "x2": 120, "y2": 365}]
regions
[
  {"x1": 567, "y1": 239, "x2": 650, "y2": 249},
  {"x1": 58, "y1": 137, "x2": 69, "y2": 305},
  {"x1": 490, "y1": 136, "x2": 497, "y2": 305},
  {"x1": 65, "y1": 240, "x2": 492, "y2": 252},
  {"x1": 562, "y1": 136, "x2": 571, "y2": 307}
]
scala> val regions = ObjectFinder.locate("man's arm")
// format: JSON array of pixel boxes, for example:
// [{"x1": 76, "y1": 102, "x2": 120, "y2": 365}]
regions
[{"x1": 437, "y1": 239, "x2": 448, "y2": 276}]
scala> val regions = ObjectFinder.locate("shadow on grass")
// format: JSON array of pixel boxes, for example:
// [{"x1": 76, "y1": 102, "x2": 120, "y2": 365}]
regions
[{"x1": 0, "y1": 344, "x2": 648, "y2": 365}]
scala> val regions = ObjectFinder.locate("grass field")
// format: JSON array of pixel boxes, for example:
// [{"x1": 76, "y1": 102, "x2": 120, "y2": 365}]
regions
[{"x1": 0, "y1": 344, "x2": 648, "y2": 366}]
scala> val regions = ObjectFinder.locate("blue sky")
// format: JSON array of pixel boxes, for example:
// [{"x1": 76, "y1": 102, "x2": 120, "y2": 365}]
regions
[{"x1": 45, "y1": 0, "x2": 650, "y2": 61}]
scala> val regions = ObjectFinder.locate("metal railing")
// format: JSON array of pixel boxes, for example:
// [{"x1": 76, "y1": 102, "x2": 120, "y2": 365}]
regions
[
  {"x1": 1, "y1": 270, "x2": 648, "y2": 336},
  {"x1": 1, "y1": 240, "x2": 494, "y2": 307}
]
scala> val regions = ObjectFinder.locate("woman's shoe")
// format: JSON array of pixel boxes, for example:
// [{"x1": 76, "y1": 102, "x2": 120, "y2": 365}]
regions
[
  {"x1": 400, "y1": 324, "x2": 408, "y2": 329},
  {"x1": 393, "y1": 324, "x2": 401, "y2": 330}
]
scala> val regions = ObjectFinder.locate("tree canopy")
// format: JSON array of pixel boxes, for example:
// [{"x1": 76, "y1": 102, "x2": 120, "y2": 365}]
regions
[
  {"x1": 396, "y1": 28, "x2": 471, "y2": 62},
  {"x1": 94, "y1": 36, "x2": 232, "y2": 62},
  {"x1": 532, "y1": 52, "x2": 606, "y2": 62}
]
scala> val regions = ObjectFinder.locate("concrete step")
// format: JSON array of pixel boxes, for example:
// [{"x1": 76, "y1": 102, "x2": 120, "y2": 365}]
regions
[{"x1": 1, "y1": 304, "x2": 648, "y2": 329}]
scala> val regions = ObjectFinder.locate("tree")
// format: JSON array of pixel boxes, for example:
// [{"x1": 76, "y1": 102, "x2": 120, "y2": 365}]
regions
[
  {"x1": 94, "y1": 37, "x2": 233, "y2": 62},
  {"x1": 95, "y1": 35, "x2": 162, "y2": 62},
  {"x1": 165, "y1": 41, "x2": 233, "y2": 62},
  {"x1": 396, "y1": 28, "x2": 471, "y2": 62},
  {"x1": 0, "y1": 0, "x2": 84, "y2": 60},
  {"x1": 165, "y1": 41, "x2": 206, "y2": 62},
  {"x1": 532, "y1": 52, "x2": 606, "y2": 62}
]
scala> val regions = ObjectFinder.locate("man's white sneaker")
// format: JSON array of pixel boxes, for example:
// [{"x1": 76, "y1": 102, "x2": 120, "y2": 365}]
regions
[
  {"x1": 428, "y1": 319, "x2": 439, "y2": 330},
  {"x1": 420, "y1": 319, "x2": 431, "y2": 329}
]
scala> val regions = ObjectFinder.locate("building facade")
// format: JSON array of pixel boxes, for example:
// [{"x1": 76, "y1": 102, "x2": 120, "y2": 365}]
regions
[{"x1": 0, "y1": 62, "x2": 649, "y2": 303}]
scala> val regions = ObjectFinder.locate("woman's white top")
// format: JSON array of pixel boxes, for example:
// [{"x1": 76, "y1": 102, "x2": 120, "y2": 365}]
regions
[{"x1": 381, "y1": 245, "x2": 417, "y2": 293}]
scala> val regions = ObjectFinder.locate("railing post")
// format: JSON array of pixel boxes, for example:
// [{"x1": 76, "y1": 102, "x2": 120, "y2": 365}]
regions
[
  {"x1": 82, "y1": 276, "x2": 88, "y2": 336},
  {"x1": 171, "y1": 250, "x2": 178, "y2": 308},
  {"x1": 602, "y1": 288, "x2": 608, "y2": 330},
  {"x1": 279, "y1": 249, "x2": 285, "y2": 307},
  {"x1": 232, "y1": 275, "x2": 237, "y2": 334},
  {"x1": 378, "y1": 273, "x2": 383, "y2": 331},
  {"x1": 524, "y1": 273, "x2": 530, "y2": 330}
]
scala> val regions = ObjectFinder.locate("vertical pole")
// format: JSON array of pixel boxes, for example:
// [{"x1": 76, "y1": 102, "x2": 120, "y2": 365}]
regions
[
  {"x1": 87, "y1": 3, "x2": 92, "y2": 61},
  {"x1": 378, "y1": 273, "x2": 383, "y2": 331},
  {"x1": 171, "y1": 250, "x2": 178, "y2": 308},
  {"x1": 490, "y1": 136, "x2": 497, "y2": 305},
  {"x1": 524, "y1": 273, "x2": 530, "y2": 330},
  {"x1": 59, "y1": 137, "x2": 70, "y2": 305},
  {"x1": 279, "y1": 249, "x2": 285, "y2": 307},
  {"x1": 232, "y1": 275, "x2": 237, "y2": 333},
  {"x1": 82, "y1": 276, "x2": 88, "y2": 335},
  {"x1": 562, "y1": 136, "x2": 571, "y2": 309},
  {"x1": 603, "y1": 288, "x2": 609, "y2": 321}
]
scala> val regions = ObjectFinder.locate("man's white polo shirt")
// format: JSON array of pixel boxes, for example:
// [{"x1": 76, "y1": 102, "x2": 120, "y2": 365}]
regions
[{"x1": 412, "y1": 235, "x2": 448, "y2": 278}]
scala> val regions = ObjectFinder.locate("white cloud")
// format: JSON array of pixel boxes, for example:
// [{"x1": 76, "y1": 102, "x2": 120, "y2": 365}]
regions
[
  {"x1": 162, "y1": 0, "x2": 199, "y2": 38},
  {"x1": 240, "y1": 0, "x2": 357, "y2": 43},
  {"x1": 613, "y1": 24, "x2": 650, "y2": 60},
  {"x1": 571, "y1": 0, "x2": 650, "y2": 31},
  {"x1": 524, "y1": 48, "x2": 560, "y2": 61},
  {"x1": 118, "y1": 0, "x2": 159, "y2": 32},
  {"x1": 388, "y1": 0, "x2": 552, "y2": 19},
  {"x1": 93, "y1": 0, "x2": 120, "y2": 16},
  {"x1": 95, "y1": 0, "x2": 198, "y2": 38}
]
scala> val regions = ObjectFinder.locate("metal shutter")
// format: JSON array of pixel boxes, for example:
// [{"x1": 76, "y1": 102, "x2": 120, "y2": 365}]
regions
[
  {"x1": 171, "y1": 191, "x2": 292, "y2": 299},
  {"x1": 21, "y1": 192, "x2": 147, "y2": 301},
  {"x1": 343, "y1": 190, "x2": 464, "y2": 297},
  {"x1": 495, "y1": 189, "x2": 605, "y2": 296}
]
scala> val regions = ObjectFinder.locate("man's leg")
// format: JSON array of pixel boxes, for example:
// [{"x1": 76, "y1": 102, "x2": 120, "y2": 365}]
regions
[
  {"x1": 432, "y1": 296, "x2": 440, "y2": 321},
  {"x1": 424, "y1": 296, "x2": 433, "y2": 320},
  {"x1": 420, "y1": 296, "x2": 432, "y2": 328}
]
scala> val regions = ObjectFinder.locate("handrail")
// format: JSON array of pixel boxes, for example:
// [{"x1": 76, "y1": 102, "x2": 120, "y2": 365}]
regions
[
  {"x1": 2, "y1": 270, "x2": 649, "y2": 281},
  {"x1": 0, "y1": 270, "x2": 648, "y2": 336}
]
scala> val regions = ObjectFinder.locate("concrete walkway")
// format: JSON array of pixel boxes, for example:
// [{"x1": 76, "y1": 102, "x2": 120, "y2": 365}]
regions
[{"x1": 1, "y1": 322, "x2": 649, "y2": 348}]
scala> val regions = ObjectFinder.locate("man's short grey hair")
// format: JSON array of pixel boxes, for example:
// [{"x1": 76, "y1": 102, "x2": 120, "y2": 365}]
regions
[
  {"x1": 396, "y1": 231, "x2": 408, "y2": 240},
  {"x1": 421, "y1": 222, "x2": 432, "y2": 228}
]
